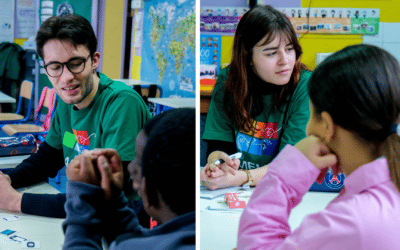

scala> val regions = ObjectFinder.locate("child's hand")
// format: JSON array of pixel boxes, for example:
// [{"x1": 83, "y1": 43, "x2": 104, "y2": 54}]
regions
[
  {"x1": 93, "y1": 149, "x2": 124, "y2": 201},
  {"x1": 295, "y1": 135, "x2": 338, "y2": 172},
  {"x1": 66, "y1": 152, "x2": 101, "y2": 186},
  {"x1": 66, "y1": 149, "x2": 124, "y2": 201}
]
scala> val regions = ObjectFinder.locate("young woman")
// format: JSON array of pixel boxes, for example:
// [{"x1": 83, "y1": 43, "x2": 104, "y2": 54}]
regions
[
  {"x1": 201, "y1": 5, "x2": 311, "y2": 190},
  {"x1": 237, "y1": 44, "x2": 400, "y2": 249}
]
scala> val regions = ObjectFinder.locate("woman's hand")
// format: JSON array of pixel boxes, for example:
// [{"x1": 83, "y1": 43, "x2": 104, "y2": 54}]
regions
[
  {"x1": 200, "y1": 165, "x2": 247, "y2": 190},
  {"x1": 207, "y1": 151, "x2": 240, "y2": 176},
  {"x1": 294, "y1": 135, "x2": 338, "y2": 183}
]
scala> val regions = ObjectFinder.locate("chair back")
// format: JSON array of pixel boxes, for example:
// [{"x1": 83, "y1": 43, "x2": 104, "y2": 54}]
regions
[
  {"x1": 133, "y1": 84, "x2": 162, "y2": 99},
  {"x1": 0, "y1": 80, "x2": 34, "y2": 123},
  {"x1": 2, "y1": 87, "x2": 57, "y2": 137},
  {"x1": 20, "y1": 80, "x2": 33, "y2": 99},
  {"x1": 133, "y1": 84, "x2": 162, "y2": 116},
  {"x1": 15, "y1": 80, "x2": 34, "y2": 117}
]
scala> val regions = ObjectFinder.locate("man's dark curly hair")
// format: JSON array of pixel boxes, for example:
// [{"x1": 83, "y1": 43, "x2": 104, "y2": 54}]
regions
[
  {"x1": 35, "y1": 14, "x2": 97, "y2": 60},
  {"x1": 141, "y1": 108, "x2": 195, "y2": 215}
]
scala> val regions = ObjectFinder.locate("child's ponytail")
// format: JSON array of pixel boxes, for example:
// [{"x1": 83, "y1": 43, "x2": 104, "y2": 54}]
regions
[{"x1": 383, "y1": 126, "x2": 400, "y2": 192}]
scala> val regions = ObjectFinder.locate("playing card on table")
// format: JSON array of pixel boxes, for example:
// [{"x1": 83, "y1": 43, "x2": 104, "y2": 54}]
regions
[
  {"x1": 2, "y1": 215, "x2": 21, "y2": 222},
  {"x1": 22, "y1": 241, "x2": 41, "y2": 248}
]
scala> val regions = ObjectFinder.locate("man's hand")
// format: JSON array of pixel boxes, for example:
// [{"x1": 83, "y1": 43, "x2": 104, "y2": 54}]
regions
[
  {"x1": 1, "y1": 172, "x2": 11, "y2": 184},
  {"x1": 0, "y1": 172, "x2": 22, "y2": 212}
]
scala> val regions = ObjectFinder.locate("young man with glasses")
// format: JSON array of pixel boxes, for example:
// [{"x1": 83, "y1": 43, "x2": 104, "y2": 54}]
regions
[{"x1": 0, "y1": 14, "x2": 152, "y2": 218}]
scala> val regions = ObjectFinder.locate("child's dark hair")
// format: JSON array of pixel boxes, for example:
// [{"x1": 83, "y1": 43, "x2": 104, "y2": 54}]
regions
[
  {"x1": 308, "y1": 44, "x2": 400, "y2": 191},
  {"x1": 35, "y1": 14, "x2": 97, "y2": 60},
  {"x1": 141, "y1": 108, "x2": 195, "y2": 215}
]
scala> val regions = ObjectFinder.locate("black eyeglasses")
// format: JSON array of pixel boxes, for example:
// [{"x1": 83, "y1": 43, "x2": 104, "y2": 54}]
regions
[{"x1": 43, "y1": 55, "x2": 91, "y2": 77}]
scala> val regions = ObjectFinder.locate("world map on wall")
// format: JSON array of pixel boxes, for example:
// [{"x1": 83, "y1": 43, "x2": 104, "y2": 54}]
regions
[{"x1": 140, "y1": 0, "x2": 195, "y2": 98}]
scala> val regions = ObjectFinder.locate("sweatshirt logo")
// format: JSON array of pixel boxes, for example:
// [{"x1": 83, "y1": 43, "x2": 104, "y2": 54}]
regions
[
  {"x1": 237, "y1": 121, "x2": 280, "y2": 156},
  {"x1": 324, "y1": 169, "x2": 345, "y2": 190},
  {"x1": 63, "y1": 130, "x2": 96, "y2": 154}
]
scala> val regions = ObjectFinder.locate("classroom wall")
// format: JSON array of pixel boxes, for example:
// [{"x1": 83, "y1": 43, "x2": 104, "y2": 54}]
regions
[
  {"x1": 202, "y1": 0, "x2": 400, "y2": 70},
  {"x1": 101, "y1": 0, "x2": 125, "y2": 79},
  {"x1": 300, "y1": 0, "x2": 400, "y2": 69},
  {"x1": 130, "y1": 9, "x2": 142, "y2": 81},
  {"x1": 201, "y1": 0, "x2": 247, "y2": 7}
]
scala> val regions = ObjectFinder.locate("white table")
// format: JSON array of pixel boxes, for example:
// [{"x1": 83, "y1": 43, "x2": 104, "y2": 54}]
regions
[
  {"x1": 0, "y1": 92, "x2": 16, "y2": 104},
  {"x1": 0, "y1": 182, "x2": 64, "y2": 250},
  {"x1": 114, "y1": 79, "x2": 155, "y2": 87},
  {"x1": 200, "y1": 189, "x2": 338, "y2": 250},
  {"x1": 148, "y1": 97, "x2": 196, "y2": 109},
  {"x1": 0, "y1": 155, "x2": 30, "y2": 169}
]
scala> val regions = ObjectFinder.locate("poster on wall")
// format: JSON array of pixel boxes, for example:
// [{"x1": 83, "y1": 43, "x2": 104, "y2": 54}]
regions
[
  {"x1": 200, "y1": 34, "x2": 221, "y2": 74},
  {"x1": 140, "y1": 0, "x2": 195, "y2": 98},
  {"x1": 16, "y1": 0, "x2": 37, "y2": 39},
  {"x1": 275, "y1": 7, "x2": 380, "y2": 35},
  {"x1": 0, "y1": 0, "x2": 14, "y2": 43},
  {"x1": 133, "y1": 9, "x2": 144, "y2": 57},
  {"x1": 200, "y1": 7, "x2": 249, "y2": 34}
]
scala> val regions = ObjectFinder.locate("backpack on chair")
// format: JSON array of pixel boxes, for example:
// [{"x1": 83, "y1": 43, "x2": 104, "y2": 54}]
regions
[{"x1": 133, "y1": 84, "x2": 160, "y2": 117}]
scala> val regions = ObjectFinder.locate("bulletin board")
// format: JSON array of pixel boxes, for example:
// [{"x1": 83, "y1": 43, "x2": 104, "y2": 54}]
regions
[
  {"x1": 301, "y1": 0, "x2": 400, "y2": 23},
  {"x1": 217, "y1": 0, "x2": 399, "y2": 72},
  {"x1": 200, "y1": 7, "x2": 249, "y2": 34},
  {"x1": 278, "y1": 7, "x2": 380, "y2": 35},
  {"x1": 200, "y1": 34, "x2": 222, "y2": 74},
  {"x1": 298, "y1": 0, "x2": 400, "y2": 69}
]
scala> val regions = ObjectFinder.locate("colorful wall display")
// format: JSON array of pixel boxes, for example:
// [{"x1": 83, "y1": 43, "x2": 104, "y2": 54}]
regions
[
  {"x1": 140, "y1": 0, "x2": 195, "y2": 98},
  {"x1": 276, "y1": 7, "x2": 380, "y2": 35},
  {"x1": 200, "y1": 7, "x2": 249, "y2": 34},
  {"x1": 200, "y1": 34, "x2": 221, "y2": 74}
]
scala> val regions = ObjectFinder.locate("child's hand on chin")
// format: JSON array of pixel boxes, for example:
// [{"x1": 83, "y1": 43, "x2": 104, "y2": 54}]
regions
[{"x1": 295, "y1": 135, "x2": 338, "y2": 177}]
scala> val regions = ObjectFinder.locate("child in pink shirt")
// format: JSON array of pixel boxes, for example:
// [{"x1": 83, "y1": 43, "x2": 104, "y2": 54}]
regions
[{"x1": 237, "y1": 44, "x2": 400, "y2": 250}]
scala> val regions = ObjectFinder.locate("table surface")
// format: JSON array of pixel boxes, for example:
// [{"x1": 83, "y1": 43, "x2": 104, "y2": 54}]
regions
[
  {"x1": 148, "y1": 97, "x2": 196, "y2": 109},
  {"x1": 0, "y1": 182, "x2": 64, "y2": 250},
  {"x1": 0, "y1": 92, "x2": 16, "y2": 104},
  {"x1": 0, "y1": 155, "x2": 30, "y2": 169},
  {"x1": 200, "y1": 189, "x2": 338, "y2": 250},
  {"x1": 114, "y1": 79, "x2": 155, "y2": 86}
]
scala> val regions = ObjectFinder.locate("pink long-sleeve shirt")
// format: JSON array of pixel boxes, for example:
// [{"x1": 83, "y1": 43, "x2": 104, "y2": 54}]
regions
[{"x1": 237, "y1": 145, "x2": 400, "y2": 250}]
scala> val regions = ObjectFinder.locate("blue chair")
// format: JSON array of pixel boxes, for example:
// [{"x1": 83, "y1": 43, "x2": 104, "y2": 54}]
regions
[
  {"x1": 1, "y1": 87, "x2": 57, "y2": 138},
  {"x1": 0, "y1": 80, "x2": 34, "y2": 124}
]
